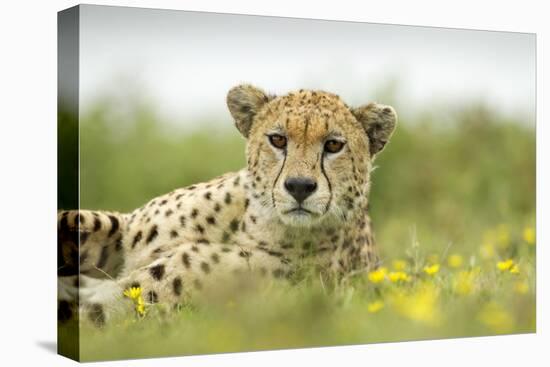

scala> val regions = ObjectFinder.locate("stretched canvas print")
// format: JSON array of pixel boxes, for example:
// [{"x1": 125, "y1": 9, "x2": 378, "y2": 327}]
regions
[{"x1": 57, "y1": 4, "x2": 536, "y2": 362}]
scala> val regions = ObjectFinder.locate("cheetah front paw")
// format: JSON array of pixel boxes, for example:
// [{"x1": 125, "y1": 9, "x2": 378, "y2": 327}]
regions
[{"x1": 58, "y1": 275, "x2": 129, "y2": 326}]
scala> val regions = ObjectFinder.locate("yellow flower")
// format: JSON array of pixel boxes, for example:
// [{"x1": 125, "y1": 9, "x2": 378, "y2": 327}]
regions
[
  {"x1": 388, "y1": 271, "x2": 411, "y2": 283},
  {"x1": 496, "y1": 259, "x2": 520, "y2": 275},
  {"x1": 136, "y1": 301, "x2": 146, "y2": 316},
  {"x1": 392, "y1": 259, "x2": 407, "y2": 271},
  {"x1": 423, "y1": 264, "x2": 440, "y2": 276},
  {"x1": 391, "y1": 284, "x2": 441, "y2": 325},
  {"x1": 523, "y1": 227, "x2": 535, "y2": 245},
  {"x1": 478, "y1": 302, "x2": 515, "y2": 333},
  {"x1": 368, "y1": 267, "x2": 387, "y2": 283},
  {"x1": 513, "y1": 281, "x2": 529, "y2": 294},
  {"x1": 123, "y1": 286, "x2": 146, "y2": 316},
  {"x1": 447, "y1": 254, "x2": 464, "y2": 268},
  {"x1": 123, "y1": 286, "x2": 142, "y2": 300},
  {"x1": 496, "y1": 259, "x2": 514, "y2": 272},
  {"x1": 367, "y1": 300, "x2": 384, "y2": 313}
]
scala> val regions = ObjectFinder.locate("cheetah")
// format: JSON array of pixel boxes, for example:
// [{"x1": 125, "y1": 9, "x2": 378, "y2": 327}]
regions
[{"x1": 57, "y1": 84, "x2": 397, "y2": 325}]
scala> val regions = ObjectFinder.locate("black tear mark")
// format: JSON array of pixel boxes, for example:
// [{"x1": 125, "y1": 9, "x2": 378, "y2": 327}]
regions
[
  {"x1": 271, "y1": 148, "x2": 287, "y2": 208},
  {"x1": 320, "y1": 151, "x2": 333, "y2": 214}
]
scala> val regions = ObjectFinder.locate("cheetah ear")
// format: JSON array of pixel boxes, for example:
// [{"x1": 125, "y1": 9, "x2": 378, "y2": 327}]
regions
[
  {"x1": 227, "y1": 84, "x2": 272, "y2": 138},
  {"x1": 352, "y1": 103, "x2": 397, "y2": 156}
]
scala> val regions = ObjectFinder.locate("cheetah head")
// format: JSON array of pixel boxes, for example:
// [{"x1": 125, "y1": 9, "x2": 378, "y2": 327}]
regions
[{"x1": 227, "y1": 84, "x2": 397, "y2": 227}]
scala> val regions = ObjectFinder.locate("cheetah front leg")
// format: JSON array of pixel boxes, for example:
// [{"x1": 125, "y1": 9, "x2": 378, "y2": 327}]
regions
[
  {"x1": 58, "y1": 210, "x2": 127, "y2": 278},
  {"x1": 77, "y1": 243, "x2": 292, "y2": 325}
]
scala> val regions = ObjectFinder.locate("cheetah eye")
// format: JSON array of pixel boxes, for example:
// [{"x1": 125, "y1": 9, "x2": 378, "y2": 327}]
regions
[
  {"x1": 324, "y1": 139, "x2": 345, "y2": 154},
  {"x1": 268, "y1": 134, "x2": 287, "y2": 149}
]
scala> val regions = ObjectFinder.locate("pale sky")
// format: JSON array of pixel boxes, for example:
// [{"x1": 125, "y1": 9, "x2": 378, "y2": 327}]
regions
[{"x1": 79, "y1": 5, "x2": 536, "y2": 126}]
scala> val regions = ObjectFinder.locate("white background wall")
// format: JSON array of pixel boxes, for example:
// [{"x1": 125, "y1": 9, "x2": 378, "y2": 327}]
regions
[
  {"x1": 0, "y1": 1, "x2": 547, "y2": 366},
  {"x1": 79, "y1": 5, "x2": 535, "y2": 125}
]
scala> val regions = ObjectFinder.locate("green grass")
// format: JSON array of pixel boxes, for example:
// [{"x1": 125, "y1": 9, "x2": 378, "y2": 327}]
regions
[
  {"x1": 58, "y1": 99, "x2": 536, "y2": 361},
  {"x1": 77, "y1": 241, "x2": 535, "y2": 362},
  {"x1": 76, "y1": 247, "x2": 535, "y2": 360}
]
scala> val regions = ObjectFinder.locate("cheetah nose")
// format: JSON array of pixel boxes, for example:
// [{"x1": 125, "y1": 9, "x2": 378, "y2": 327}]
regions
[{"x1": 284, "y1": 177, "x2": 317, "y2": 204}]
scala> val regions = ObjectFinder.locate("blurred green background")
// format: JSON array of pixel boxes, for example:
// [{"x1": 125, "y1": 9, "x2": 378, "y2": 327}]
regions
[{"x1": 71, "y1": 94, "x2": 535, "y2": 259}]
